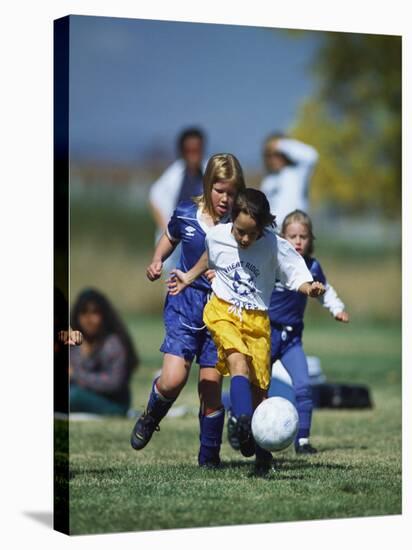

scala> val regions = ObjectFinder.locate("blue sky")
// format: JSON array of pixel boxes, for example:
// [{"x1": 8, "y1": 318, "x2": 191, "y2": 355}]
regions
[{"x1": 69, "y1": 15, "x2": 320, "y2": 169}]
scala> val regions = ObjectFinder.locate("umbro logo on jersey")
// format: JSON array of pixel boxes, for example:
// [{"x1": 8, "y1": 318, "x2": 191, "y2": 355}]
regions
[{"x1": 184, "y1": 227, "x2": 196, "y2": 237}]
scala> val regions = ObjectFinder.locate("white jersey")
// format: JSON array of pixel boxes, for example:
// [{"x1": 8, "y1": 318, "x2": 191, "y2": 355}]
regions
[
  {"x1": 205, "y1": 224, "x2": 313, "y2": 311},
  {"x1": 149, "y1": 158, "x2": 208, "y2": 241},
  {"x1": 260, "y1": 139, "x2": 318, "y2": 228}
]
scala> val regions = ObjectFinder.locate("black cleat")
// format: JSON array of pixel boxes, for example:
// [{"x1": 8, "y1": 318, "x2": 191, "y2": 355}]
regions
[
  {"x1": 254, "y1": 445, "x2": 274, "y2": 476},
  {"x1": 130, "y1": 410, "x2": 160, "y2": 450},
  {"x1": 295, "y1": 443, "x2": 318, "y2": 455},
  {"x1": 199, "y1": 457, "x2": 221, "y2": 470},
  {"x1": 227, "y1": 410, "x2": 241, "y2": 451},
  {"x1": 254, "y1": 458, "x2": 275, "y2": 477},
  {"x1": 236, "y1": 415, "x2": 255, "y2": 457}
]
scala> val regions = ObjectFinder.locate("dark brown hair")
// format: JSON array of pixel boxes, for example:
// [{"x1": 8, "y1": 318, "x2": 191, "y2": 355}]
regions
[
  {"x1": 231, "y1": 188, "x2": 276, "y2": 233},
  {"x1": 71, "y1": 288, "x2": 139, "y2": 373}
]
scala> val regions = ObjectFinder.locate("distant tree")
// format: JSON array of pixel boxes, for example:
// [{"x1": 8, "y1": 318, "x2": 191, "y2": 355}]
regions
[{"x1": 290, "y1": 32, "x2": 401, "y2": 217}]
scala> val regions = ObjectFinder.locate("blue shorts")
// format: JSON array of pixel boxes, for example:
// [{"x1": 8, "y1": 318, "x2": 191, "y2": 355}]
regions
[
  {"x1": 160, "y1": 286, "x2": 218, "y2": 367},
  {"x1": 270, "y1": 322, "x2": 303, "y2": 362}
]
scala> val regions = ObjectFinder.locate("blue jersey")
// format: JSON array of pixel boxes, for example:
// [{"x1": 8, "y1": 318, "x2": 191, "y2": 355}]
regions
[
  {"x1": 176, "y1": 169, "x2": 203, "y2": 205},
  {"x1": 269, "y1": 256, "x2": 327, "y2": 327},
  {"x1": 167, "y1": 201, "x2": 212, "y2": 292}
]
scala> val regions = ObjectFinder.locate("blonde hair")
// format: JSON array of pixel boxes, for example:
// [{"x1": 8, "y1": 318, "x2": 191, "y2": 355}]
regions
[
  {"x1": 281, "y1": 210, "x2": 315, "y2": 256},
  {"x1": 196, "y1": 153, "x2": 246, "y2": 221}
]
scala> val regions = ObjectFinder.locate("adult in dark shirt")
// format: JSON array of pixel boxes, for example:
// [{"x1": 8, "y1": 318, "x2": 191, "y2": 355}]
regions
[{"x1": 69, "y1": 289, "x2": 139, "y2": 416}]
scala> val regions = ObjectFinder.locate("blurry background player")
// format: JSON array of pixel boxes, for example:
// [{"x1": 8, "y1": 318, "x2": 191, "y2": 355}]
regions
[
  {"x1": 70, "y1": 288, "x2": 140, "y2": 416},
  {"x1": 268, "y1": 210, "x2": 349, "y2": 453},
  {"x1": 131, "y1": 154, "x2": 246, "y2": 468},
  {"x1": 169, "y1": 189, "x2": 325, "y2": 473},
  {"x1": 148, "y1": 127, "x2": 207, "y2": 278},
  {"x1": 260, "y1": 133, "x2": 319, "y2": 228},
  {"x1": 260, "y1": 133, "x2": 324, "y2": 393}
]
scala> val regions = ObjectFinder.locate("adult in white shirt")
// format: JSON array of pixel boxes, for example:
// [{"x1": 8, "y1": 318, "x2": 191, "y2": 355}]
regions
[
  {"x1": 148, "y1": 127, "x2": 207, "y2": 276},
  {"x1": 260, "y1": 134, "x2": 319, "y2": 228}
]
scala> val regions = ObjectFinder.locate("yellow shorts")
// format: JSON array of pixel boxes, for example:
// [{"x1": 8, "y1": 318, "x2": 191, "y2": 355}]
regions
[{"x1": 203, "y1": 294, "x2": 271, "y2": 390}]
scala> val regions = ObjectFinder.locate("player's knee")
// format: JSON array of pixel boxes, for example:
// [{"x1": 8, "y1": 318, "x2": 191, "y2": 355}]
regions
[
  {"x1": 157, "y1": 377, "x2": 184, "y2": 399},
  {"x1": 226, "y1": 352, "x2": 249, "y2": 376}
]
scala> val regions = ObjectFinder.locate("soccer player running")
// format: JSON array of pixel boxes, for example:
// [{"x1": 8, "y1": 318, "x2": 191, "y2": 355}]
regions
[
  {"x1": 268, "y1": 210, "x2": 349, "y2": 453},
  {"x1": 130, "y1": 153, "x2": 246, "y2": 468},
  {"x1": 169, "y1": 189, "x2": 325, "y2": 472}
]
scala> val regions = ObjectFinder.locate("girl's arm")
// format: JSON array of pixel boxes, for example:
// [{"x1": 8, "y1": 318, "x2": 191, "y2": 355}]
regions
[
  {"x1": 146, "y1": 232, "x2": 179, "y2": 281},
  {"x1": 276, "y1": 237, "x2": 325, "y2": 298},
  {"x1": 168, "y1": 251, "x2": 209, "y2": 295},
  {"x1": 298, "y1": 281, "x2": 325, "y2": 297},
  {"x1": 275, "y1": 138, "x2": 319, "y2": 166},
  {"x1": 318, "y1": 283, "x2": 349, "y2": 322}
]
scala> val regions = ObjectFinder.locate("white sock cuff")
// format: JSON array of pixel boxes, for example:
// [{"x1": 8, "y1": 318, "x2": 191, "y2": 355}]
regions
[
  {"x1": 205, "y1": 408, "x2": 225, "y2": 418},
  {"x1": 154, "y1": 383, "x2": 174, "y2": 402}
]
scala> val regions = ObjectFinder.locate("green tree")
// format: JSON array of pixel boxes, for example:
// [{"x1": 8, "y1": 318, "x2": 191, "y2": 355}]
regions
[{"x1": 291, "y1": 33, "x2": 401, "y2": 216}]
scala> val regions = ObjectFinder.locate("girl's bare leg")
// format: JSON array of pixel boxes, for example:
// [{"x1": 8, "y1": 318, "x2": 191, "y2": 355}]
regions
[{"x1": 156, "y1": 353, "x2": 192, "y2": 399}]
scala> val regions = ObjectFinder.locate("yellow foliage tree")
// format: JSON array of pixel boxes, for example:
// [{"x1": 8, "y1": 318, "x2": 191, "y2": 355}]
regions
[{"x1": 289, "y1": 33, "x2": 401, "y2": 217}]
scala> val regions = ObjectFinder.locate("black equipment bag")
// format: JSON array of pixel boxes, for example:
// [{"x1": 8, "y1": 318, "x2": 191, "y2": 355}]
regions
[{"x1": 311, "y1": 383, "x2": 373, "y2": 409}]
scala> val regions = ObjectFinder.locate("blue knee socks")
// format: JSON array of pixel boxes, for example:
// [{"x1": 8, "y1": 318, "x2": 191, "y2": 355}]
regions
[
  {"x1": 295, "y1": 387, "x2": 313, "y2": 442},
  {"x1": 198, "y1": 408, "x2": 225, "y2": 466},
  {"x1": 147, "y1": 378, "x2": 175, "y2": 423},
  {"x1": 230, "y1": 375, "x2": 253, "y2": 419}
]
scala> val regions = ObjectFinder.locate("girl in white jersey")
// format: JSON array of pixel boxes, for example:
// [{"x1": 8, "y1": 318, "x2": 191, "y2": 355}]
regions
[{"x1": 169, "y1": 189, "x2": 325, "y2": 472}]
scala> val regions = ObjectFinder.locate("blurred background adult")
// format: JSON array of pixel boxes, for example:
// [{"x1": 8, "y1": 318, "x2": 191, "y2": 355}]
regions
[
  {"x1": 69, "y1": 288, "x2": 139, "y2": 416},
  {"x1": 260, "y1": 134, "x2": 319, "y2": 228},
  {"x1": 259, "y1": 134, "x2": 323, "y2": 396},
  {"x1": 148, "y1": 127, "x2": 207, "y2": 276}
]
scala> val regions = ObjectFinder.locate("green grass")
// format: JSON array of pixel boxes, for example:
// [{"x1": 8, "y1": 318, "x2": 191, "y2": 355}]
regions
[{"x1": 66, "y1": 316, "x2": 401, "y2": 535}]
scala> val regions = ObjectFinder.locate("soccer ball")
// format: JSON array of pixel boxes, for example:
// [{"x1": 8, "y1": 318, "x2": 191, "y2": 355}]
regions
[{"x1": 251, "y1": 397, "x2": 299, "y2": 452}]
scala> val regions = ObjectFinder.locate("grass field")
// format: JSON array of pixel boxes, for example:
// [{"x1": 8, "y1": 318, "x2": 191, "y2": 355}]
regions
[{"x1": 66, "y1": 315, "x2": 401, "y2": 535}]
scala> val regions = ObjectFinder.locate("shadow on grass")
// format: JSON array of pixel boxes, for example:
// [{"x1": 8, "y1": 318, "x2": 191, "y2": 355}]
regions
[{"x1": 318, "y1": 445, "x2": 368, "y2": 452}]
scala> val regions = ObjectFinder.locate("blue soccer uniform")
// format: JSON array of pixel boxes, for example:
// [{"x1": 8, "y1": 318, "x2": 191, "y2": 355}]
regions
[
  {"x1": 268, "y1": 256, "x2": 345, "y2": 449},
  {"x1": 160, "y1": 200, "x2": 218, "y2": 366},
  {"x1": 131, "y1": 200, "x2": 225, "y2": 465}
]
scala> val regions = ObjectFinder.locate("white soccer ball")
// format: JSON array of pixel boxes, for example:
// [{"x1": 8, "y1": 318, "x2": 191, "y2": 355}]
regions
[{"x1": 252, "y1": 397, "x2": 299, "y2": 452}]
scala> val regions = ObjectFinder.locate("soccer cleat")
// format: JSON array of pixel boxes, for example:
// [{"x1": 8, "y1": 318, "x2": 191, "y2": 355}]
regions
[
  {"x1": 130, "y1": 410, "x2": 160, "y2": 450},
  {"x1": 254, "y1": 445, "x2": 273, "y2": 476},
  {"x1": 198, "y1": 456, "x2": 221, "y2": 470},
  {"x1": 295, "y1": 442, "x2": 318, "y2": 455},
  {"x1": 227, "y1": 410, "x2": 241, "y2": 451},
  {"x1": 236, "y1": 414, "x2": 255, "y2": 457},
  {"x1": 254, "y1": 457, "x2": 275, "y2": 476}
]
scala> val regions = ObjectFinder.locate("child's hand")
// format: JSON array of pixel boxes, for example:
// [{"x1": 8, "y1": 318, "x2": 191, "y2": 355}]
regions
[
  {"x1": 204, "y1": 269, "x2": 216, "y2": 282},
  {"x1": 58, "y1": 330, "x2": 83, "y2": 346},
  {"x1": 167, "y1": 269, "x2": 190, "y2": 295},
  {"x1": 146, "y1": 260, "x2": 163, "y2": 281},
  {"x1": 335, "y1": 311, "x2": 349, "y2": 323},
  {"x1": 307, "y1": 281, "x2": 325, "y2": 297}
]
